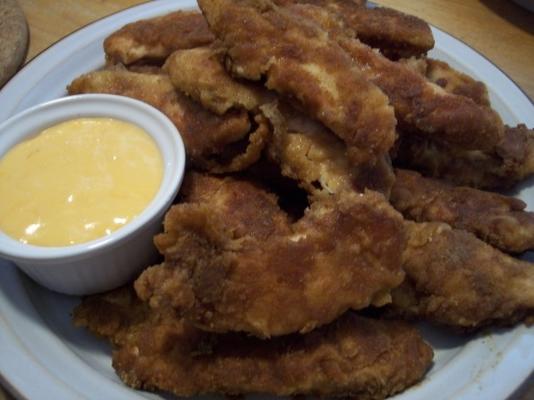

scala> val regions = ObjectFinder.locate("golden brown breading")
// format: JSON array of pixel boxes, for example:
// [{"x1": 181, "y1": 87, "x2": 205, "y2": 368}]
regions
[
  {"x1": 74, "y1": 288, "x2": 433, "y2": 400},
  {"x1": 401, "y1": 57, "x2": 489, "y2": 106},
  {"x1": 345, "y1": 6, "x2": 434, "y2": 59},
  {"x1": 104, "y1": 10, "x2": 214, "y2": 65},
  {"x1": 263, "y1": 102, "x2": 395, "y2": 197},
  {"x1": 388, "y1": 221, "x2": 534, "y2": 329},
  {"x1": 199, "y1": 113, "x2": 272, "y2": 174},
  {"x1": 425, "y1": 58, "x2": 490, "y2": 107},
  {"x1": 179, "y1": 172, "x2": 293, "y2": 239},
  {"x1": 282, "y1": 2, "x2": 503, "y2": 152},
  {"x1": 398, "y1": 56, "x2": 428, "y2": 75},
  {"x1": 163, "y1": 48, "x2": 394, "y2": 194},
  {"x1": 67, "y1": 70, "x2": 270, "y2": 173},
  {"x1": 135, "y1": 173, "x2": 406, "y2": 337},
  {"x1": 163, "y1": 46, "x2": 275, "y2": 115},
  {"x1": 72, "y1": 286, "x2": 149, "y2": 346},
  {"x1": 391, "y1": 169, "x2": 534, "y2": 253},
  {"x1": 198, "y1": 0, "x2": 397, "y2": 165},
  {"x1": 276, "y1": 0, "x2": 433, "y2": 59},
  {"x1": 394, "y1": 124, "x2": 534, "y2": 189}
]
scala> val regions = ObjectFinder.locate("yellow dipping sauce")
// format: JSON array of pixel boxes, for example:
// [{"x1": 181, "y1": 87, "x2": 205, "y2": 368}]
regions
[{"x1": 0, "y1": 118, "x2": 163, "y2": 246}]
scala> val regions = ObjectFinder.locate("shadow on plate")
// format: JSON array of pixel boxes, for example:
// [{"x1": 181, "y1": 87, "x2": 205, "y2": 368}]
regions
[{"x1": 417, "y1": 322, "x2": 470, "y2": 350}]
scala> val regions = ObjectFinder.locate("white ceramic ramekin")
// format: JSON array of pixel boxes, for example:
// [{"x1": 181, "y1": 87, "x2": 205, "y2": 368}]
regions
[{"x1": 0, "y1": 94, "x2": 185, "y2": 295}]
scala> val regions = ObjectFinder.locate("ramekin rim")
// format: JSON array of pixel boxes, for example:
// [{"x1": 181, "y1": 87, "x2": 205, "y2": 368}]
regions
[{"x1": 0, "y1": 94, "x2": 185, "y2": 261}]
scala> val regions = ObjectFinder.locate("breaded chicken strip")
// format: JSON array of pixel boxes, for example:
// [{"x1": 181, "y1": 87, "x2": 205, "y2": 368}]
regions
[
  {"x1": 198, "y1": 0, "x2": 397, "y2": 165},
  {"x1": 394, "y1": 124, "x2": 534, "y2": 189},
  {"x1": 279, "y1": 0, "x2": 434, "y2": 59},
  {"x1": 72, "y1": 286, "x2": 149, "y2": 346},
  {"x1": 282, "y1": 2, "x2": 503, "y2": 152},
  {"x1": 344, "y1": 5, "x2": 434, "y2": 59},
  {"x1": 400, "y1": 57, "x2": 490, "y2": 107},
  {"x1": 263, "y1": 102, "x2": 395, "y2": 197},
  {"x1": 388, "y1": 221, "x2": 534, "y2": 330},
  {"x1": 178, "y1": 172, "x2": 293, "y2": 239},
  {"x1": 163, "y1": 46, "x2": 275, "y2": 115},
  {"x1": 425, "y1": 58, "x2": 490, "y2": 107},
  {"x1": 391, "y1": 169, "x2": 534, "y2": 253},
  {"x1": 67, "y1": 70, "x2": 270, "y2": 173},
  {"x1": 164, "y1": 48, "x2": 394, "y2": 194},
  {"x1": 104, "y1": 10, "x2": 214, "y2": 65},
  {"x1": 73, "y1": 287, "x2": 433, "y2": 399},
  {"x1": 135, "y1": 173, "x2": 406, "y2": 337}
]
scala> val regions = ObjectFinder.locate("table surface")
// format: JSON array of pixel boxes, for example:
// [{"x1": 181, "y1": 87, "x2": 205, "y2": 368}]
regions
[{"x1": 1, "y1": 0, "x2": 533, "y2": 399}]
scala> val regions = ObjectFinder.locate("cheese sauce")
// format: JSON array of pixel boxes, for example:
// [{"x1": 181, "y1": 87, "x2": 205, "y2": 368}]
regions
[{"x1": 0, "y1": 118, "x2": 163, "y2": 246}]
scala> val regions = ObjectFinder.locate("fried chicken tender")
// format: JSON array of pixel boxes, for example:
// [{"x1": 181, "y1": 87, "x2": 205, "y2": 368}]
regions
[
  {"x1": 394, "y1": 124, "x2": 534, "y2": 189},
  {"x1": 401, "y1": 57, "x2": 490, "y2": 106},
  {"x1": 263, "y1": 102, "x2": 395, "y2": 197},
  {"x1": 281, "y1": 0, "x2": 434, "y2": 59},
  {"x1": 282, "y1": 2, "x2": 503, "y2": 152},
  {"x1": 164, "y1": 47, "x2": 393, "y2": 194},
  {"x1": 104, "y1": 10, "x2": 214, "y2": 65},
  {"x1": 74, "y1": 287, "x2": 433, "y2": 399},
  {"x1": 163, "y1": 46, "x2": 275, "y2": 115},
  {"x1": 388, "y1": 221, "x2": 534, "y2": 329},
  {"x1": 391, "y1": 169, "x2": 534, "y2": 253},
  {"x1": 72, "y1": 286, "x2": 149, "y2": 346},
  {"x1": 67, "y1": 70, "x2": 270, "y2": 173},
  {"x1": 425, "y1": 58, "x2": 490, "y2": 107},
  {"x1": 345, "y1": 6, "x2": 434, "y2": 59},
  {"x1": 135, "y1": 173, "x2": 406, "y2": 337},
  {"x1": 178, "y1": 172, "x2": 293, "y2": 239},
  {"x1": 398, "y1": 56, "x2": 427, "y2": 75},
  {"x1": 198, "y1": 0, "x2": 397, "y2": 165}
]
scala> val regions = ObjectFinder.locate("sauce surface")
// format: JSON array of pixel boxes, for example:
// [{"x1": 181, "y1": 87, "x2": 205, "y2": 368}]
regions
[{"x1": 0, "y1": 118, "x2": 163, "y2": 246}]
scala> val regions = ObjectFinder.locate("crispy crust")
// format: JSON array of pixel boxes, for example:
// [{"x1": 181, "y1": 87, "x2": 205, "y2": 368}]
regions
[
  {"x1": 104, "y1": 10, "x2": 215, "y2": 65},
  {"x1": 164, "y1": 46, "x2": 275, "y2": 115},
  {"x1": 394, "y1": 125, "x2": 534, "y2": 189},
  {"x1": 135, "y1": 173, "x2": 406, "y2": 337},
  {"x1": 425, "y1": 58, "x2": 490, "y2": 106},
  {"x1": 74, "y1": 287, "x2": 433, "y2": 399},
  {"x1": 388, "y1": 221, "x2": 534, "y2": 329},
  {"x1": 284, "y1": 3, "x2": 503, "y2": 152},
  {"x1": 391, "y1": 169, "x2": 534, "y2": 253},
  {"x1": 306, "y1": 1, "x2": 433, "y2": 58},
  {"x1": 198, "y1": 0, "x2": 397, "y2": 165},
  {"x1": 346, "y1": 6, "x2": 434, "y2": 59},
  {"x1": 400, "y1": 57, "x2": 490, "y2": 106},
  {"x1": 263, "y1": 102, "x2": 395, "y2": 197},
  {"x1": 276, "y1": 0, "x2": 433, "y2": 59}
]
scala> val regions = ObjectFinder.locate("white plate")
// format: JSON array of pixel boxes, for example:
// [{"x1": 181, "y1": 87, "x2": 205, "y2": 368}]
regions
[{"x1": 0, "y1": 1, "x2": 533, "y2": 399}]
